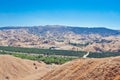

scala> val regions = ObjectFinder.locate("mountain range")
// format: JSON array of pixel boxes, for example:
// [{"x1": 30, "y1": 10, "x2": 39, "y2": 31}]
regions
[
  {"x1": 1, "y1": 25, "x2": 120, "y2": 36},
  {"x1": 0, "y1": 25, "x2": 120, "y2": 52}
]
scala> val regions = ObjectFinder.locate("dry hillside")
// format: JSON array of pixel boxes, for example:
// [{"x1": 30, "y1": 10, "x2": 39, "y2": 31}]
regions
[
  {"x1": 0, "y1": 55, "x2": 120, "y2": 80},
  {"x1": 40, "y1": 57, "x2": 120, "y2": 80},
  {"x1": 0, "y1": 55, "x2": 56, "y2": 80},
  {"x1": 0, "y1": 27, "x2": 120, "y2": 52}
]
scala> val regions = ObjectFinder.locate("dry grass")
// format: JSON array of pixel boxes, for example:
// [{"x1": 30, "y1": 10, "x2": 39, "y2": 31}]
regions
[
  {"x1": 1, "y1": 55, "x2": 120, "y2": 80},
  {"x1": 39, "y1": 57, "x2": 120, "y2": 80},
  {"x1": 0, "y1": 55, "x2": 55, "y2": 80}
]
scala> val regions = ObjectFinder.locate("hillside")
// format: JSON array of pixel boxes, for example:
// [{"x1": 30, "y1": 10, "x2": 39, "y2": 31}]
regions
[
  {"x1": 0, "y1": 25, "x2": 120, "y2": 52},
  {"x1": 1, "y1": 55, "x2": 120, "y2": 80},
  {"x1": 0, "y1": 55, "x2": 56, "y2": 80},
  {"x1": 40, "y1": 56, "x2": 120, "y2": 80}
]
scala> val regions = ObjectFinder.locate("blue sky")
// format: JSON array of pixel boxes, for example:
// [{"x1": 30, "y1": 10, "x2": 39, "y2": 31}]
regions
[{"x1": 0, "y1": 0, "x2": 120, "y2": 29}]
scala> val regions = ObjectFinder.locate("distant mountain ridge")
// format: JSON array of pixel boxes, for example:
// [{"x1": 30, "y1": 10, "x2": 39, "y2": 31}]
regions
[{"x1": 0, "y1": 25, "x2": 120, "y2": 36}]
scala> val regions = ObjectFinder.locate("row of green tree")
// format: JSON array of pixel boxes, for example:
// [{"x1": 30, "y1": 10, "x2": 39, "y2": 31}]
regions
[
  {"x1": 0, "y1": 46, "x2": 86, "y2": 57},
  {"x1": 88, "y1": 52, "x2": 120, "y2": 58},
  {"x1": 0, "y1": 46, "x2": 120, "y2": 59}
]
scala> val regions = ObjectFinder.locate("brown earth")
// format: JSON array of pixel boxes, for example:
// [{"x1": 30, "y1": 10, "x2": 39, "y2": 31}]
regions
[
  {"x1": 0, "y1": 55, "x2": 120, "y2": 80},
  {"x1": 39, "y1": 57, "x2": 120, "y2": 80},
  {"x1": 1, "y1": 29, "x2": 120, "y2": 52},
  {"x1": 114, "y1": 76, "x2": 120, "y2": 80},
  {"x1": 0, "y1": 55, "x2": 56, "y2": 80}
]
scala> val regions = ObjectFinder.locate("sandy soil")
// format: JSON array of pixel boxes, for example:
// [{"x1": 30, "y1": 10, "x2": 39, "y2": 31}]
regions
[
  {"x1": 0, "y1": 55, "x2": 120, "y2": 80},
  {"x1": 0, "y1": 55, "x2": 57, "y2": 80},
  {"x1": 39, "y1": 57, "x2": 120, "y2": 80}
]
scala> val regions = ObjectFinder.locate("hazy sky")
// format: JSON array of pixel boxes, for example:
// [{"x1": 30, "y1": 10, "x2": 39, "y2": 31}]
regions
[{"x1": 0, "y1": 0, "x2": 120, "y2": 29}]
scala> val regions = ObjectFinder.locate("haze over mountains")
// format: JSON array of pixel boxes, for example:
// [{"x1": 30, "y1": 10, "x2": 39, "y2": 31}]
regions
[
  {"x1": 1, "y1": 25, "x2": 120, "y2": 36},
  {"x1": 0, "y1": 25, "x2": 120, "y2": 52}
]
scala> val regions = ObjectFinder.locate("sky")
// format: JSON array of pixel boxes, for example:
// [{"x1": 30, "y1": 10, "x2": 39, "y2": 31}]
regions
[{"x1": 0, "y1": 0, "x2": 120, "y2": 29}]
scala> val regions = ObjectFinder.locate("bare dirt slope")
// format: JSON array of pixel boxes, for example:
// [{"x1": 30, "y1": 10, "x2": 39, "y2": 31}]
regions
[
  {"x1": 40, "y1": 57, "x2": 120, "y2": 80},
  {"x1": 1, "y1": 55, "x2": 120, "y2": 80},
  {"x1": 0, "y1": 55, "x2": 54, "y2": 80}
]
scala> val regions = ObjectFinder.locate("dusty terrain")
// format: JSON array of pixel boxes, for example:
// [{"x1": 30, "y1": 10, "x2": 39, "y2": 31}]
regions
[
  {"x1": 40, "y1": 57, "x2": 120, "y2": 80},
  {"x1": 0, "y1": 28, "x2": 120, "y2": 52},
  {"x1": 0, "y1": 55, "x2": 57, "y2": 80},
  {"x1": 0, "y1": 55, "x2": 120, "y2": 80}
]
